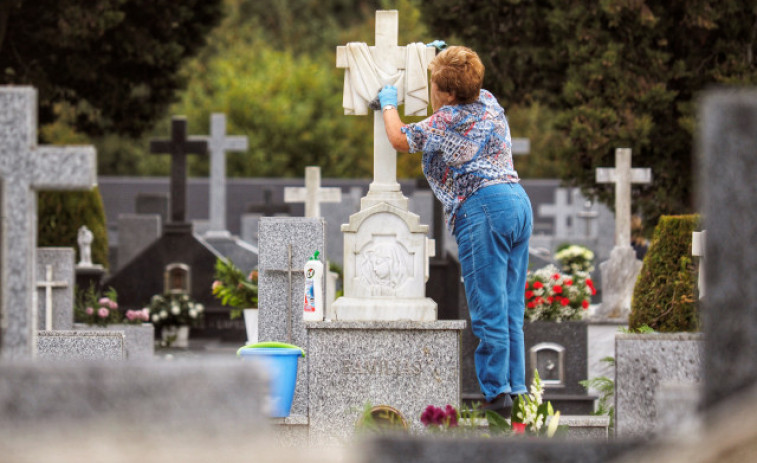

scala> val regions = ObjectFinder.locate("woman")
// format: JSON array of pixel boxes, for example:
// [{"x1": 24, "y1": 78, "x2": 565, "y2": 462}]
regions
[{"x1": 378, "y1": 46, "x2": 533, "y2": 413}]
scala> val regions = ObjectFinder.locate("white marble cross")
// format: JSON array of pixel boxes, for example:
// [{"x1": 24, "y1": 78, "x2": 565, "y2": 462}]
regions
[
  {"x1": 207, "y1": 113, "x2": 248, "y2": 237},
  {"x1": 538, "y1": 188, "x2": 574, "y2": 238},
  {"x1": 0, "y1": 87, "x2": 97, "y2": 359},
  {"x1": 284, "y1": 166, "x2": 342, "y2": 218},
  {"x1": 596, "y1": 148, "x2": 652, "y2": 247},
  {"x1": 512, "y1": 138, "x2": 530, "y2": 155},
  {"x1": 692, "y1": 230, "x2": 706, "y2": 299},
  {"x1": 576, "y1": 199, "x2": 600, "y2": 239},
  {"x1": 337, "y1": 10, "x2": 435, "y2": 207},
  {"x1": 36, "y1": 265, "x2": 68, "y2": 331}
]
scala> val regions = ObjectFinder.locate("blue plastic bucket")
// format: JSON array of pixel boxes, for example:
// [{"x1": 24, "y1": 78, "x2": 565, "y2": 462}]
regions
[{"x1": 238, "y1": 346, "x2": 302, "y2": 417}]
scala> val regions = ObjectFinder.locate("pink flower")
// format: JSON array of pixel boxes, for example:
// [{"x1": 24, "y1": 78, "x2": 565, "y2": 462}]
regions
[
  {"x1": 212, "y1": 280, "x2": 222, "y2": 291},
  {"x1": 141, "y1": 308, "x2": 150, "y2": 320},
  {"x1": 85, "y1": 307, "x2": 94, "y2": 315},
  {"x1": 125, "y1": 310, "x2": 136, "y2": 321},
  {"x1": 109, "y1": 300, "x2": 118, "y2": 310},
  {"x1": 444, "y1": 404, "x2": 458, "y2": 427},
  {"x1": 98, "y1": 297, "x2": 110, "y2": 306},
  {"x1": 97, "y1": 307, "x2": 109, "y2": 318}
]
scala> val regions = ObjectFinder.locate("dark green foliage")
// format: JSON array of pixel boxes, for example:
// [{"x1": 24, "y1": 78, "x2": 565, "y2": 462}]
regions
[
  {"x1": 38, "y1": 188, "x2": 109, "y2": 270},
  {"x1": 630, "y1": 215, "x2": 700, "y2": 332},
  {"x1": 421, "y1": 1, "x2": 757, "y2": 229},
  {"x1": 0, "y1": 0, "x2": 223, "y2": 137}
]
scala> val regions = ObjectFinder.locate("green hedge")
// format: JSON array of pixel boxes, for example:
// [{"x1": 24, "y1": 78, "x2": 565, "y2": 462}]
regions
[
  {"x1": 38, "y1": 187, "x2": 109, "y2": 270},
  {"x1": 629, "y1": 215, "x2": 700, "y2": 332}
]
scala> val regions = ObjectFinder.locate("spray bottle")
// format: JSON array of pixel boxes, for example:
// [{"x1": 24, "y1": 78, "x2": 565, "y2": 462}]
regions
[{"x1": 303, "y1": 250, "x2": 324, "y2": 321}]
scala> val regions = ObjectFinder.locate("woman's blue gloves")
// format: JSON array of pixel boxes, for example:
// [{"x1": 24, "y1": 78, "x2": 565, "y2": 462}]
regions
[
  {"x1": 378, "y1": 85, "x2": 398, "y2": 109},
  {"x1": 426, "y1": 40, "x2": 447, "y2": 51}
]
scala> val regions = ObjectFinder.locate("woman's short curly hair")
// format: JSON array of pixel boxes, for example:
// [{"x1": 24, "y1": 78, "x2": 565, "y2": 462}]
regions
[{"x1": 429, "y1": 46, "x2": 484, "y2": 104}]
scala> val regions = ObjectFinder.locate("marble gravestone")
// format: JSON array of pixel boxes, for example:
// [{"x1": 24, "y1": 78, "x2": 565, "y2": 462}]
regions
[
  {"x1": 334, "y1": 12, "x2": 437, "y2": 321},
  {"x1": 36, "y1": 248, "x2": 75, "y2": 331},
  {"x1": 0, "y1": 87, "x2": 97, "y2": 360},
  {"x1": 593, "y1": 148, "x2": 652, "y2": 320}
]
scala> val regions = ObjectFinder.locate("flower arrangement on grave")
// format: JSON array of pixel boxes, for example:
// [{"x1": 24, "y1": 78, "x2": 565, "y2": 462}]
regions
[
  {"x1": 420, "y1": 404, "x2": 459, "y2": 430},
  {"x1": 212, "y1": 257, "x2": 258, "y2": 320},
  {"x1": 554, "y1": 244, "x2": 595, "y2": 274},
  {"x1": 74, "y1": 286, "x2": 122, "y2": 327},
  {"x1": 147, "y1": 293, "x2": 204, "y2": 329},
  {"x1": 512, "y1": 369, "x2": 561, "y2": 436},
  {"x1": 525, "y1": 264, "x2": 596, "y2": 322}
]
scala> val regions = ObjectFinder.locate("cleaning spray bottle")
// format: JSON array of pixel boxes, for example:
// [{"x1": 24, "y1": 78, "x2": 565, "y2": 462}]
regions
[{"x1": 303, "y1": 250, "x2": 324, "y2": 321}]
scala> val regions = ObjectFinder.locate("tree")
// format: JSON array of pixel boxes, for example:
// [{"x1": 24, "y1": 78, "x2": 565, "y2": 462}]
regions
[
  {"x1": 421, "y1": 1, "x2": 757, "y2": 230},
  {"x1": 0, "y1": 0, "x2": 223, "y2": 137}
]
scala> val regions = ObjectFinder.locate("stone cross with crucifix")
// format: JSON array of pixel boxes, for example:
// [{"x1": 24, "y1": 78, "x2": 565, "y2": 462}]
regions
[
  {"x1": 206, "y1": 113, "x2": 248, "y2": 237},
  {"x1": 150, "y1": 117, "x2": 208, "y2": 232},
  {"x1": 284, "y1": 166, "x2": 342, "y2": 218},
  {"x1": 336, "y1": 10, "x2": 435, "y2": 210},
  {"x1": 596, "y1": 148, "x2": 652, "y2": 247},
  {"x1": 0, "y1": 87, "x2": 97, "y2": 359}
]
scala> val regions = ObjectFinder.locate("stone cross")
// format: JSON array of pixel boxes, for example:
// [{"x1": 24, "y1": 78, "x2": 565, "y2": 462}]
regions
[
  {"x1": 247, "y1": 189, "x2": 291, "y2": 217},
  {"x1": 0, "y1": 87, "x2": 96, "y2": 359},
  {"x1": 36, "y1": 265, "x2": 68, "y2": 331},
  {"x1": 337, "y1": 10, "x2": 435, "y2": 207},
  {"x1": 207, "y1": 113, "x2": 248, "y2": 237},
  {"x1": 538, "y1": 188, "x2": 574, "y2": 238},
  {"x1": 596, "y1": 148, "x2": 652, "y2": 247},
  {"x1": 512, "y1": 138, "x2": 530, "y2": 156},
  {"x1": 150, "y1": 117, "x2": 208, "y2": 226},
  {"x1": 284, "y1": 166, "x2": 342, "y2": 218},
  {"x1": 692, "y1": 230, "x2": 706, "y2": 299},
  {"x1": 576, "y1": 199, "x2": 600, "y2": 239}
]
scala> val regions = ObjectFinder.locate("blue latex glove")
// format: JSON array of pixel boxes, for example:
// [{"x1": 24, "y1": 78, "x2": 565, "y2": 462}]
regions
[
  {"x1": 378, "y1": 85, "x2": 398, "y2": 109},
  {"x1": 426, "y1": 40, "x2": 447, "y2": 51}
]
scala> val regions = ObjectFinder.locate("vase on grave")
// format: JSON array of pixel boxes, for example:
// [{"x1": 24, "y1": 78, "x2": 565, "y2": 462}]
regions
[
  {"x1": 523, "y1": 320, "x2": 596, "y2": 415},
  {"x1": 161, "y1": 325, "x2": 190, "y2": 348},
  {"x1": 243, "y1": 308, "x2": 259, "y2": 344}
]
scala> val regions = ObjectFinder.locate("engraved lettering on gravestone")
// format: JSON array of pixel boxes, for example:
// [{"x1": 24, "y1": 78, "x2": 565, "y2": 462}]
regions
[
  {"x1": 340, "y1": 357, "x2": 423, "y2": 376},
  {"x1": 358, "y1": 237, "x2": 411, "y2": 296},
  {"x1": 164, "y1": 263, "x2": 191, "y2": 294},
  {"x1": 530, "y1": 342, "x2": 565, "y2": 387},
  {"x1": 77, "y1": 225, "x2": 94, "y2": 266}
]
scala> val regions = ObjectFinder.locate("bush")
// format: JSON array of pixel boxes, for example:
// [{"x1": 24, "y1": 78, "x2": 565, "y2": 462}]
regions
[
  {"x1": 38, "y1": 187, "x2": 109, "y2": 269},
  {"x1": 629, "y1": 215, "x2": 700, "y2": 332}
]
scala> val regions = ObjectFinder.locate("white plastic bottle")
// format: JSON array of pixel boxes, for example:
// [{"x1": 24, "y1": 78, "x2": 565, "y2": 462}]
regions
[{"x1": 303, "y1": 251, "x2": 324, "y2": 321}]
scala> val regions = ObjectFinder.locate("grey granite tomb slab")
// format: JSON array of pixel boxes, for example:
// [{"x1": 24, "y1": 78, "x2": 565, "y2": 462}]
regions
[
  {"x1": 36, "y1": 247, "x2": 75, "y2": 331},
  {"x1": 258, "y1": 216, "x2": 326, "y2": 417},
  {"x1": 306, "y1": 320, "x2": 466, "y2": 447},
  {"x1": 36, "y1": 330, "x2": 125, "y2": 361},
  {"x1": 698, "y1": 89, "x2": 757, "y2": 409},
  {"x1": 117, "y1": 214, "x2": 161, "y2": 270},
  {"x1": 0, "y1": 86, "x2": 97, "y2": 360},
  {"x1": 74, "y1": 323, "x2": 154, "y2": 359},
  {"x1": 614, "y1": 333, "x2": 703, "y2": 438}
]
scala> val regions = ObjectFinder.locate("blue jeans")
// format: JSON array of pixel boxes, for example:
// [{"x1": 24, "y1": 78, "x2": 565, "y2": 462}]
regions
[{"x1": 453, "y1": 183, "x2": 533, "y2": 401}]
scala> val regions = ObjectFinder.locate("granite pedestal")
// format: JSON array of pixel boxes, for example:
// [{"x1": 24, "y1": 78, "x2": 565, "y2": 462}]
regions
[
  {"x1": 74, "y1": 323, "x2": 154, "y2": 359},
  {"x1": 36, "y1": 330, "x2": 125, "y2": 360},
  {"x1": 306, "y1": 320, "x2": 465, "y2": 447},
  {"x1": 614, "y1": 333, "x2": 703, "y2": 438}
]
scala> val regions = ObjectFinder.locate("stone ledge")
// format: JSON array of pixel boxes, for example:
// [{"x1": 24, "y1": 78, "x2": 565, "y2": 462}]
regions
[
  {"x1": 271, "y1": 415, "x2": 309, "y2": 426},
  {"x1": 305, "y1": 320, "x2": 467, "y2": 330},
  {"x1": 616, "y1": 333, "x2": 704, "y2": 341}
]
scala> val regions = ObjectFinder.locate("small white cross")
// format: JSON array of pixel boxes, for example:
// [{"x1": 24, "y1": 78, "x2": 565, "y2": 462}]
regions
[
  {"x1": 692, "y1": 230, "x2": 706, "y2": 299},
  {"x1": 538, "y1": 188, "x2": 574, "y2": 238},
  {"x1": 36, "y1": 265, "x2": 68, "y2": 331},
  {"x1": 284, "y1": 166, "x2": 342, "y2": 218},
  {"x1": 596, "y1": 148, "x2": 652, "y2": 247}
]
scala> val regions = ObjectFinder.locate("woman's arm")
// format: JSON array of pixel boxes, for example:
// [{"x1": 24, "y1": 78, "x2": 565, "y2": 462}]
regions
[{"x1": 382, "y1": 107, "x2": 410, "y2": 153}]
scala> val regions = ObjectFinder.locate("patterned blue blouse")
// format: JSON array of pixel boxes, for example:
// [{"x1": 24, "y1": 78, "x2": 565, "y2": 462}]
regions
[{"x1": 402, "y1": 89, "x2": 520, "y2": 233}]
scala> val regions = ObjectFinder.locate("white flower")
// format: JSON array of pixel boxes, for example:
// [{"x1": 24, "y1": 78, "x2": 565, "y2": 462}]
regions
[
  {"x1": 171, "y1": 304, "x2": 180, "y2": 316},
  {"x1": 151, "y1": 314, "x2": 160, "y2": 323},
  {"x1": 195, "y1": 303, "x2": 204, "y2": 313},
  {"x1": 160, "y1": 310, "x2": 168, "y2": 319},
  {"x1": 189, "y1": 309, "x2": 197, "y2": 319}
]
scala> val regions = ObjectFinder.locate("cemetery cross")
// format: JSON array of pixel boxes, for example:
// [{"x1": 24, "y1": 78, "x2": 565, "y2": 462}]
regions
[
  {"x1": 207, "y1": 113, "x2": 248, "y2": 237},
  {"x1": 247, "y1": 189, "x2": 291, "y2": 217},
  {"x1": 336, "y1": 10, "x2": 435, "y2": 207},
  {"x1": 596, "y1": 148, "x2": 652, "y2": 248},
  {"x1": 538, "y1": 188, "x2": 575, "y2": 238},
  {"x1": 36, "y1": 265, "x2": 68, "y2": 331},
  {"x1": 150, "y1": 117, "x2": 208, "y2": 230},
  {"x1": 284, "y1": 166, "x2": 342, "y2": 218},
  {"x1": 0, "y1": 87, "x2": 96, "y2": 359}
]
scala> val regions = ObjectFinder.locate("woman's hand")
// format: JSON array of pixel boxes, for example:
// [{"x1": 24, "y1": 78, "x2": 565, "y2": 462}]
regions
[{"x1": 378, "y1": 85, "x2": 398, "y2": 109}]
